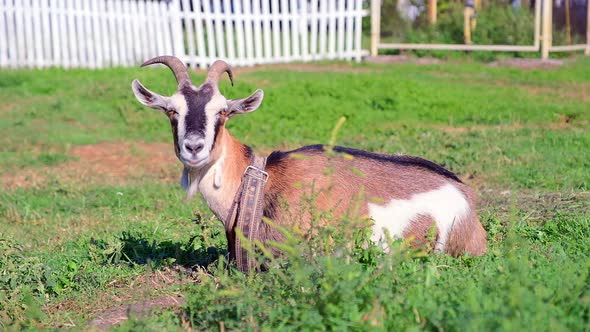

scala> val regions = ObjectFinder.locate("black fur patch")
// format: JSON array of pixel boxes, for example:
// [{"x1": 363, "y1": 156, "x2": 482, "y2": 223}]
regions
[
  {"x1": 243, "y1": 145, "x2": 253, "y2": 162},
  {"x1": 182, "y1": 84, "x2": 214, "y2": 137},
  {"x1": 170, "y1": 117, "x2": 180, "y2": 156},
  {"x1": 265, "y1": 149, "x2": 289, "y2": 167},
  {"x1": 263, "y1": 193, "x2": 280, "y2": 220},
  {"x1": 266, "y1": 144, "x2": 462, "y2": 183},
  {"x1": 211, "y1": 115, "x2": 223, "y2": 150}
]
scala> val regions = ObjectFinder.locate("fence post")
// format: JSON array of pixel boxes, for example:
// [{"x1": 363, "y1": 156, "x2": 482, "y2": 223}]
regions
[
  {"x1": 170, "y1": 0, "x2": 185, "y2": 62},
  {"x1": 586, "y1": 1, "x2": 590, "y2": 55},
  {"x1": 427, "y1": 0, "x2": 437, "y2": 25},
  {"x1": 370, "y1": 0, "x2": 380, "y2": 56},
  {"x1": 541, "y1": 0, "x2": 552, "y2": 59}
]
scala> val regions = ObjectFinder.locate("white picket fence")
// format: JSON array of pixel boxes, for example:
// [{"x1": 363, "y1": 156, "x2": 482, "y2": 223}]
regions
[{"x1": 0, "y1": 0, "x2": 368, "y2": 69}]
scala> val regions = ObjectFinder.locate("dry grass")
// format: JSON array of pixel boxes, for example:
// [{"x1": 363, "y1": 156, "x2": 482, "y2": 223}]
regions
[
  {"x1": 1, "y1": 141, "x2": 178, "y2": 190},
  {"x1": 45, "y1": 266, "x2": 196, "y2": 330}
]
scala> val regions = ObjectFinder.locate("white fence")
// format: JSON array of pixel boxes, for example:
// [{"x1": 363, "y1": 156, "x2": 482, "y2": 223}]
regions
[{"x1": 0, "y1": 0, "x2": 368, "y2": 69}]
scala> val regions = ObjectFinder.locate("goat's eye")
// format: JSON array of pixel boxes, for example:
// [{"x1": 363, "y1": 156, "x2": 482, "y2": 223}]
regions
[{"x1": 166, "y1": 110, "x2": 177, "y2": 117}]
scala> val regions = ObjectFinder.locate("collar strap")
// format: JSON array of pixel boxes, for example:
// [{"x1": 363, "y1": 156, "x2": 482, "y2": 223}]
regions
[{"x1": 226, "y1": 155, "x2": 268, "y2": 272}]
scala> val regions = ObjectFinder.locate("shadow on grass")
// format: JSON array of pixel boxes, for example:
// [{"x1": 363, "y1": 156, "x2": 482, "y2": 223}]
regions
[{"x1": 91, "y1": 231, "x2": 226, "y2": 269}]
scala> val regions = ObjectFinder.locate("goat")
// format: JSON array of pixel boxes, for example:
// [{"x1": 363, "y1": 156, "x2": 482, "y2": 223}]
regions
[{"x1": 131, "y1": 56, "x2": 487, "y2": 263}]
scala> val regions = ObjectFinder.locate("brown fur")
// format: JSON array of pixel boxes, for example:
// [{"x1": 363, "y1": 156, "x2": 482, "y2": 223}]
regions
[
  {"x1": 210, "y1": 130, "x2": 249, "y2": 194},
  {"x1": 402, "y1": 214, "x2": 436, "y2": 250},
  {"x1": 210, "y1": 130, "x2": 487, "y2": 257},
  {"x1": 264, "y1": 150, "x2": 448, "y2": 224},
  {"x1": 445, "y1": 186, "x2": 488, "y2": 256}
]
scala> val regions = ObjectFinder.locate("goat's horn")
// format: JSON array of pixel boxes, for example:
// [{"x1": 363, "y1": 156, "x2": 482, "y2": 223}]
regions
[
  {"x1": 141, "y1": 55, "x2": 190, "y2": 85},
  {"x1": 207, "y1": 60, "x2": 234, "y2": 86}
]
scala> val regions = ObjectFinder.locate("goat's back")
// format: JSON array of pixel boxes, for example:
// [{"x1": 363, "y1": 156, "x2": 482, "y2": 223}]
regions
[{"x1": 263, "y1": 144, "x2": 487, "y2": 256}]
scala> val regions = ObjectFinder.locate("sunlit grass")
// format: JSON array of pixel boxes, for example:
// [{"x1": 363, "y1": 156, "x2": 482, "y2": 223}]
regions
[{"x1": 0, "y1": 57, "x2": 589, "y2": 329}]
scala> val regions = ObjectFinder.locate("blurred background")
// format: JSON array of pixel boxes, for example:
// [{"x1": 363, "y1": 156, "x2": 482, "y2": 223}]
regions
[{"x1": 0, "y1": 0, "x2": 588, "y2": 70}]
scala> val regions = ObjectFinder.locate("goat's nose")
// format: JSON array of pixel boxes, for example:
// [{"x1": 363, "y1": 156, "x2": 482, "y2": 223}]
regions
[{"x1": 184, "y1": 141, "x2": 204, "y2": 154}]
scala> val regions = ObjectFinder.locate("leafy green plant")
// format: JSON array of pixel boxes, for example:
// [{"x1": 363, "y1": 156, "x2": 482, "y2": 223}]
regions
[
  {"x1": 50, "y1": 260, "x2": 81, "y2": 296},
  {"x1": 179, "y1": 212, "x2": 590, "y2": 331},
  {"x1": 0, "y1": 234, "x2": 51, "y2": 324}
]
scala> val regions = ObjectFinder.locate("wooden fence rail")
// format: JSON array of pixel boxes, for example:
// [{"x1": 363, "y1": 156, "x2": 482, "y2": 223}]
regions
[
  {"x1": 0, "y1": 0, "x2": 368, "y2": 68},
  {"x1": 369, "y1": 0, "x2": 590, "y2": 59}
]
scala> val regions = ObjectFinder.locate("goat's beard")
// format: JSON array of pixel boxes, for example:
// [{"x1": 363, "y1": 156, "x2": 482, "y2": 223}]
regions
[
  {"x1": 186, "y1": 181, "x2": 199, "y2": 200},
  {"x1": 181, "y1": 166, "x2": 200, "y2": 200}
]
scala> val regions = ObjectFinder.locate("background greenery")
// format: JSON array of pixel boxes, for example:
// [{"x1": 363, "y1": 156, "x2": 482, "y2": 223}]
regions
[
  {"x1": 376, "y1": 0, "x2": 586, "y2": 60},
  {"x1": 0, "y1": 57, "x2": 589, "y2": 330}
]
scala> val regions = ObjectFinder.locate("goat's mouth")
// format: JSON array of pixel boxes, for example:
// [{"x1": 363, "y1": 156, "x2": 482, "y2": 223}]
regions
[{"x1": 180, "y1": 156, "x2": 209, "y2": 169}]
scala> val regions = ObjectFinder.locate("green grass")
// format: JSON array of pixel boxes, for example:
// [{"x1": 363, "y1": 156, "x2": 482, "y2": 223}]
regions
[{"x1": 0, "y1": 57, "x2": 589, "y2": 330}]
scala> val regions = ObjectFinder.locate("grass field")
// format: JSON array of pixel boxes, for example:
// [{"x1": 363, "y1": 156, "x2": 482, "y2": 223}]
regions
[{"x1": 1, "y1": 57, "x2": 589, "y2": 330}]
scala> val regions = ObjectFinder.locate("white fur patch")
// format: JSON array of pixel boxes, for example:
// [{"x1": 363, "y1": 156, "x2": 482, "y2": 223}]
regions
[
  {"x1": 367, "y1": 183, "x2": 470, "y2": 251},
  {"x1": 186, "y1": 172, "x2": 200, "y2": 200},
  {"x1": 194, "y1": 151, "x2": 231, "y2": 221},
  {"x1": 170, "y1": 93, "x2": 189, "y2": 143},
  {"x1": 213, "y1": 154, "x2": 224, "y2": 189},
  {"x1": 203, "y1": 92, "x2": 226, "y2": 154}
]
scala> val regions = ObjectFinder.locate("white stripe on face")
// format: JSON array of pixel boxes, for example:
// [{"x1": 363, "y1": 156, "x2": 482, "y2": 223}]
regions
[
  {"x1": 170, "y1": 93, "x2": 189, "y2": 145},
  {"x1": 169, "y1": 89, "x2": 227, "y2": 168},
  {"x1": 368, "y1": 183, "x2": 470, "y2": 251},
  {"x1": 202, "y1": 92, "x2": 227, "y2": 156}
]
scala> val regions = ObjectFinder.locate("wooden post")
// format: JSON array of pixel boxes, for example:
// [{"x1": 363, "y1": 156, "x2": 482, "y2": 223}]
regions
[
  {"x1": 541, "y1": 0, "x2": 552, "y2": 59},
  {"x1": 472, "y1": 0, "x2": 479, "y2": 31},
  {"x1": 564, "y1": 0, "x2": 571, "y2": 45},
  {"x1": 370, "y1": 0, "x2": 381, "y2": 56},
  {"x1": 464, "y1": 8, "x2": 471, "y2": 44},
  {"x1": 464, "y1": 6, "x2": 475, "y2": 44},
  {"x1": 586, "y1": 0, "x2": 590, "y2": 55},
  {"x1": 428, "y1": 0, "x2": 437, "y2": 25}
]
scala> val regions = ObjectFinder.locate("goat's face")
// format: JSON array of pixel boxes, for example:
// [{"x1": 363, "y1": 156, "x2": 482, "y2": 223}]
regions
[{"x1": 132, "y1": 57, "x2": 263, "y2": 169}]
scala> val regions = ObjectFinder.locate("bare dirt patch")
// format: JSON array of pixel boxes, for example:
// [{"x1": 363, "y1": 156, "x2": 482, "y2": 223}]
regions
[
  {"x1": 433, "y1": 123, "x2": 528, "y2": 133},
  {"x1": 478, "y1": 190, "x2": 590, "y2": 222},
  {"x1": 0, "y1": 103, "x2": 15, "y2": 112},
  {"x1": 364, "y1": 55, "x2": 441, "y2": 65},
  {"x1": 45, "y1": 266, "x2": 196, "y2": 330},
  {"x1": 365, "y1": 55, "x2": 569, "y2": 70},
  {"x1": 519, "y1": 83, "x2": 590, "y2": 103},
  {"x1": 478, "y1": 78, "x2": 590, "y2": 103},
  {"x1": 487, "y1": 58, "x2": 564, "y2": 70},
  {"x1": 88, "y1": 296, "x2": 186, "y2": 330},
  {"x1": 428, "y1": 69, "x2": 590, "y2": 103},
  {"x1": 1, "y1": 141, "x2": 179, "y2": 189},
  {"x1": 377, "y1": 120, "x2": 584, "y2": 136}
]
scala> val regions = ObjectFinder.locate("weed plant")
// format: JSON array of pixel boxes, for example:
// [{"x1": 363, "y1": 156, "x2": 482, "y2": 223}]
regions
[{"x1": 117, "y1": 207, "x2": 590, "y2": 331}]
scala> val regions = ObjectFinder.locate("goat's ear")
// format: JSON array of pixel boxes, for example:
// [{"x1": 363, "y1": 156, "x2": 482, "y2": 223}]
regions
[
  {"x1": 131, "y1": 79, "x2": 169, "y2": 111},
  {"x1": 226, "y1": 89, "x2": 264, "y2": 117}
]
